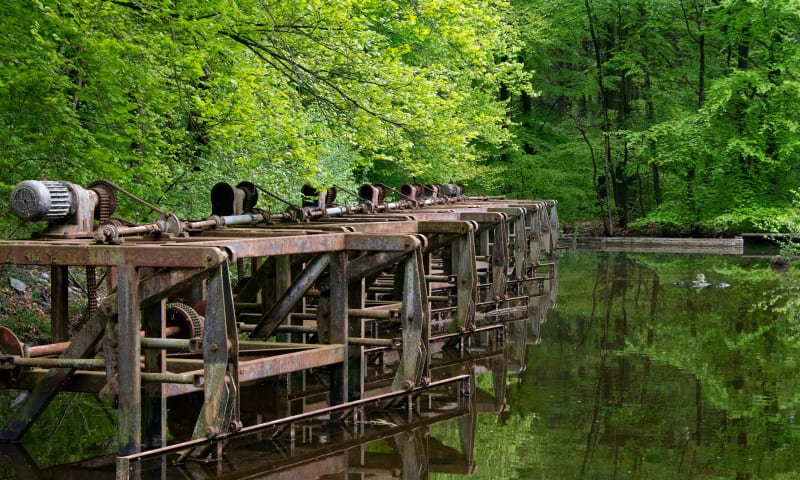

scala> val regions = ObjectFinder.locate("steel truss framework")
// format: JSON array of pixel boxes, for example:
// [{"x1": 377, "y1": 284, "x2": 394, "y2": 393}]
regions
[{"x1": 0, "y1": 180, "x2": 559, "y2": 477}]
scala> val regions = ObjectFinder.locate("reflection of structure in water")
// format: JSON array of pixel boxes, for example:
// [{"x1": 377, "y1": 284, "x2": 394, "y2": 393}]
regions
[
  {"x1": 0, "y1": 179, "x2": 560, "y2": 478},
  {"x1": 0, "y1": 265, "x2": 559, "y2": 478}
]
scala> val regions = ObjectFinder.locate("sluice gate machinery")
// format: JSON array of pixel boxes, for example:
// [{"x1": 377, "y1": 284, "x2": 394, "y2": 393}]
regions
[{"x1": 0, "y1": 179, "x2": 559, "y2": 475}]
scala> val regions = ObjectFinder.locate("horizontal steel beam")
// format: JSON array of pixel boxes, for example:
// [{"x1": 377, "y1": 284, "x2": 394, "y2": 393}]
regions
[
  {"x1": 0, "y1": 241, "x2": 226, "y2": 267},
  {"x1": 162, "y1": 344, "x2": 346, "y2": 397}
]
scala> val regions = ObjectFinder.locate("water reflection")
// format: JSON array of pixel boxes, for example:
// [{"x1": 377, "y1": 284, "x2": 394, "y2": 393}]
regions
[
  {"x1": 8, "y1": 251, "x2": 799, "y2": 479},
  {"x1": 520, "y1": 252, "x2": 800, "y2": 479}
]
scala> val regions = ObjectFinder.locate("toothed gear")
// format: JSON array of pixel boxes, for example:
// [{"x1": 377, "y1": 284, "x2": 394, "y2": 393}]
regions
[
  {"x1": 166, "y1": 302, "x2": 204, "y2": 339},
  {"x1": 236, "y1": 181, "x2": 259, "y2": 211},
  {"x1": 325, "y1": 186, "x2": 337, "y2": 208},
  {"x1": 88, "y1": 179, "x2": 119, "y2": 222}
]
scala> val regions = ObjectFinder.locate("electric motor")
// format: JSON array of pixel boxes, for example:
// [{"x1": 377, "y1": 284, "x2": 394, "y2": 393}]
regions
[{"x1": 10, "y1": 180, "x2": 75, "y2": 221}]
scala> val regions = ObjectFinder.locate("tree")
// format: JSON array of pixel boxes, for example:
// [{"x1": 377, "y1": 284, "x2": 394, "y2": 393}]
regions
[
  {"x1": 498, "y1": 0, "x2": 800, "y2": 233},
  {"x1": 0, "y1": 0, "x2": 530, "y2": 229}
]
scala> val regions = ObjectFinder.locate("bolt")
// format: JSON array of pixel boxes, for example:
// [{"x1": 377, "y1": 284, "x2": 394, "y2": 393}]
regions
[
  {"x1": 205, "y1": 426, "x2": 219, "y2": 438},
  {"x1": 209, "y1": 343, "x2": 219, "y2": 352},
  {"x1": 401, "y1": 380, "x2": 414, "y2": 391},
  {"x1": 228, "y1": 420, "x2": 243, "y2": 432}
]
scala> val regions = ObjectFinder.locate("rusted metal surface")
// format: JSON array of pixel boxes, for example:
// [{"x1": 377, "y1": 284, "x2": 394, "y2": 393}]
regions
[
  {"x1": 115, "y1": 374, "x2": 473, "y2": 480},
  {"x1": 0, "y1": 241, "x2": 228, "y2": 268},
  {"x1": 0, "y1": 178, "x2": 558, "y2": 474}
]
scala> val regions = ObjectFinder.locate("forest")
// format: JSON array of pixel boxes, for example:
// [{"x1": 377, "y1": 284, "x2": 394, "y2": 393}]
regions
[{"x1": 1, "y1": 0, "x2": 799, "y2": 236}]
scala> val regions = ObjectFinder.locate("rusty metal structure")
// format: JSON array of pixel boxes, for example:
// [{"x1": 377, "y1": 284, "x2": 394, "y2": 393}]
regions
[{"x1": 0, "y1": 179, "x2": 559, "y2": 477}]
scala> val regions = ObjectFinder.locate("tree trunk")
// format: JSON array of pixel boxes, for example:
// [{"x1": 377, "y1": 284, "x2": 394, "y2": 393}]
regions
[
  {"x1": 696, "y1": 3, "x2": 706, "y2": 109},
  {"x1": 585, "y1": 0, "x2": 615, "y2": 236},
  {"x1": 640, "y1": 4, "x2": 661, "y2": 207}
]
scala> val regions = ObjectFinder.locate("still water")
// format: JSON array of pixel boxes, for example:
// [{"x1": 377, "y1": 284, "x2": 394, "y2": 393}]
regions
[{"x1": 2, "y1": 251, "x2": 800, "y2": 479}]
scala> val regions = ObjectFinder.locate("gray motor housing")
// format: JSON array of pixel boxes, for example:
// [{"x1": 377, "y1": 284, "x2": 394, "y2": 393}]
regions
[
  {"x1": 10, "y1": 180, "x2": 74, "y2": 221},
  {"x1": 9, "y1": 180, "x2": 98, "y2": 238}
]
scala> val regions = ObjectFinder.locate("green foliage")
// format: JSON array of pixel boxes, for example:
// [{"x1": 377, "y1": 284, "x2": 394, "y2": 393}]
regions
[
  {"x1": 499, "y1": 0, "x2": 800, "y2": 231},
  {"x1": 482, "y1": 143, "x2": 597, "y2": 222},
  {"x1": 0, "y1": 0, "x2": 530, "y2": 224},
  {"x1": 3, "y1": 0, "x2": 799, "y2": 232}
]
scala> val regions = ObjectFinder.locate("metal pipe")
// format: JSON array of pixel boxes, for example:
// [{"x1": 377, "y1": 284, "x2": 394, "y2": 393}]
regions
[
  {"x1": 367, "y1": 287, "x2": 394, "y2": 293},
  {"x1": 5, "y1": 357, "x2": 105, "y2": 369},
  {"x1": 140, "y1": 337, "x2": 201, "y2": 352},
  {"x1": 425, "y1": 275, "x2": 452, "y2": 282},
  {"x1": 24, "y1": 341, "x2": 72, "y2": 358},
  {"x1": 238, "y1": 311, "x2": 318, "y2": 325},
  {"x1": 186, "y1": 211, "x2": 287, "y2": 230},
  {"x1": 324, "y1": 205, "x2": 356, "y2": 216},
  {"x1": 218, "y1": 213, "x2": 265, "y2": 226},
  {"x1": 5, "y1": 348, "x2": 200, "y2": 369},
  {"x1": 348, "y1": 337, "x2": 395, "y2": 347},
  {"x1": 237, "y1": 323, "x2": 255, "y2": 332},
  {"x1": 347, "y1": 309, "x2": 393, "y2": 319},
  {"x1": 185, "y1": 219, "x2": 218, "y2": 229},
  {"x1": 141, "y1": 372, "x2": 200, "y2": 385},
  {"x1": 274, "y1": 325, "x2": 318, "y2": 334},
  {"x1": 234, "y1": 302, "x2": 262, "y2": 313},
  {"x1": 114, "y1": 224, "x2": 162, "y2": 236},
  {"x1": 22, "y1": 326, "x2": 185, "y2": 358}
]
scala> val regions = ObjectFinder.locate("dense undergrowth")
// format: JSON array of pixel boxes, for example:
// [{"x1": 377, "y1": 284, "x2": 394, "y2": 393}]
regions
[{"x1": 0, "y1": 265, "x2": 89, "y2": 345}]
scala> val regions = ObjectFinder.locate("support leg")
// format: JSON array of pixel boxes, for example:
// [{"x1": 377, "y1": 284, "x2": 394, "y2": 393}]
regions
[
  {"x1": 142, "y1": 300, "x2": 166, "y2": 449},
  {"x1": 51, "y1": 266, "x2": 69, "y2": 343},
  {"x1": 117, "y1": 265, "x2": 141, "y2": 455}
]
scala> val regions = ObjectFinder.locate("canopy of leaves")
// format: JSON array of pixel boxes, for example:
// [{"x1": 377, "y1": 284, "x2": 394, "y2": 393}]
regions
[
  {"x1": 0, "y1": 0, "x2": 530, "y2": 226},
  {"x1": 499, "y1": 0, "x2": 800, "y2": 233}
]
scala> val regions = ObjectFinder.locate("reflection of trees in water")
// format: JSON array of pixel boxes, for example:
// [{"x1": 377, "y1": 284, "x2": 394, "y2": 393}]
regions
[{"x1": 558, "y1": 252, "x2": 800, "y2": 479}]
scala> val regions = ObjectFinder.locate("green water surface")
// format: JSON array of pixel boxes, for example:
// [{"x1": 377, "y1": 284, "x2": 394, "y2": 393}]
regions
[
  {"x1": 3, "y1": 251, "x2": 800, "y2": 479},
  {"x1": 446, "y1": 251, "x2": 800, "y2": 480}
]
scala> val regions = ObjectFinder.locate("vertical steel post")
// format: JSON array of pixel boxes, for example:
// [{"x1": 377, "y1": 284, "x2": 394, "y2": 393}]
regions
[
  {"x1": 117, "y1": 265, "x2": 141, "y2": 455},
  {"x1": 395, "y1": 430, "x2": 428, "y2": 480},
  {"x1": 549, "y1": 202, "x2": 560, "y2": 249},
  {"x1": 393, "y1": 249, "x2": 429, "y2": 390},
  {"x1": 275, "y1": 256, "x2": 292, "y2": 301},
  {"x1": 348, "y1": 272, "x2": 366, "y2": 401},
  {"x1": 512, "y1": 211, "x2": 528, "y2": 278},
  {"x1": 275, "y1": 255, "x2": 294, "y2": 342},
  {"x1": 221, "y1": 261, "x2": 240, "y2": 429},
  {"x1": 51, "y1": 265, "x2": 69, "y2": 343},
  {"x1": 142, "y1": 300, "x2": 166, "y2": 449},
  {"x1": 452, "y1": 230, "x2": 477, "y2": 331},
  {"x1": 540, "y1": 203, "x2": 552, "y2": 256},
  {"x1": 491, "y1": 219, "x2": 510, "y2": 301},
  {"x1": 525, "y1": 205, "x2": 541, "y2": 270},
  {"x1": 320, "y1": 251, "x2": 348, "y2": 404},
  {"x1": 204, "y1": 263, "x2": 235, "y2": 433},
  {"x1": 184, "y1": 262, "x2": 238, "y2": 459},
  {"x1": 458, "y1": 390, "x2": 477, "y2": 470}
]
